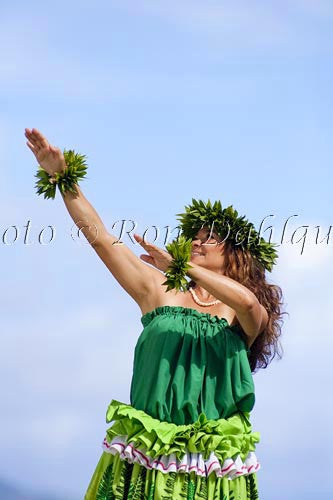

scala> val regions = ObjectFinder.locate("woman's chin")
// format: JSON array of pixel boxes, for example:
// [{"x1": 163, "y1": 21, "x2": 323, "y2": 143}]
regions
[{"x1": 190, "y1": 256, "x2": 204, "y2": 264}]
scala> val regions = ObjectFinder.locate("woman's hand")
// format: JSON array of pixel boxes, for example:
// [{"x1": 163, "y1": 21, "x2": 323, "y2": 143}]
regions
[
  {"x1": 25, "y1": 128, "x2": 67, "y2": 177},
  {"x1": 134, "y1": 233, "x2": 173, "y2": 273}
]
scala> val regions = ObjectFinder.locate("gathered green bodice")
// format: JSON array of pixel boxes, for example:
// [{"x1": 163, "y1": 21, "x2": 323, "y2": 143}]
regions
[{"x1": 129, "y1": 305, "x2": 255, "y2": 426}]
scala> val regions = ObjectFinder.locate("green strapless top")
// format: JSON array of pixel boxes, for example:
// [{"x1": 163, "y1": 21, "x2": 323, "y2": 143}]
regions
[{"x1": 129, "y1": 305, "x2": 255, "y2": 426}]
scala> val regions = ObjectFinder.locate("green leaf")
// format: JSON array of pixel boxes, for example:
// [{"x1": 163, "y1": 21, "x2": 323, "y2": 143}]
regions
[{"x1": 34, "y1": 149, "x2": 88, "y2": 200}]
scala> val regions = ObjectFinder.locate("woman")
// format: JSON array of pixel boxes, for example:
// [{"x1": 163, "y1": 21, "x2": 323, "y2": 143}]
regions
[{"x1": 25, "y1": 127, "x2": 285, "y2": 499}]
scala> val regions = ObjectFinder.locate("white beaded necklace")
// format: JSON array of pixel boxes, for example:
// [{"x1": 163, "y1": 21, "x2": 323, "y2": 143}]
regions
[{"x1": 188, "y1": 285, "x2": 221, "y2": 307}]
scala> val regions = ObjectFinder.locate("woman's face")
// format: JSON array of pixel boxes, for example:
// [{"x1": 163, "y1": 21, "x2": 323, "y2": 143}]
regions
[{"x1": 190, "y1": 227, "x2": 226, "y2": 274}]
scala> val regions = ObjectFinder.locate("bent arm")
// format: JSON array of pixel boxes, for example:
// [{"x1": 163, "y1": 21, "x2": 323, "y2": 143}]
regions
[
  {"x1": 60, "y1": 184, "x2": 164, "y2": 302},
  {"x1": 186, "y1": 262, "x2": 268, "y2": 342}
]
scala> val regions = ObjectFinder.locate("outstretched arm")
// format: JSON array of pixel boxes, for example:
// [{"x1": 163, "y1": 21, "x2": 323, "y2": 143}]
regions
[{"x1": 25, "y1": 128, "x2": 165, "y2": 305}]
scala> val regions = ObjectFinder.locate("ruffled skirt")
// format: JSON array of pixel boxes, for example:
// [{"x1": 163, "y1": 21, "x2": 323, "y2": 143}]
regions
[{"x1": 84, "y1": 399, "x2": 261, "y2": 499}]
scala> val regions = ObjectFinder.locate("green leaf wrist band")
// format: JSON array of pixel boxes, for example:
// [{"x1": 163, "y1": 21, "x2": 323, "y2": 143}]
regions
[
  {"x1": 34, "y1": 149, "x2": 88, "y2": 199},
  {"x1": 162, "y1": 235, "x2": 194, "y2": 293}
]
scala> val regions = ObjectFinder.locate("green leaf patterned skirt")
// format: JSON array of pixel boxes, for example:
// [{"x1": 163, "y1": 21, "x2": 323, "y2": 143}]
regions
[{"x1": 84, "y1": 400, "x2": 261, "y2": 500}]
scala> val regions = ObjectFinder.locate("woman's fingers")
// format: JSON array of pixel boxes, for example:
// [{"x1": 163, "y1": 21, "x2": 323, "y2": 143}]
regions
[
  {"x1": 35, "y1": 128, "x2": 49, "y2": 149},
  {"x1": 30, "y1": 129, "x2": 42, "y2": 148},
  {"x1": 134, "y1": 234, "x2": 173, "y2": 272},
  {"x1": 135, "y1": 234, "x2": 167, "y2": 258},
  {"x1": 140, "y1": 254, "x2": 153, "y2": 264},
  {"x1": 26, "y1": 140, "x2": 37, "y2": 152},
  {"x1": 25, "y1": 127, "x2": 48, "y2": 150},
  {"x1": 31, "y1": 128, "x2": 48, "y2": 149},
  {"x1": 25, "y1": 129, "x2": 40, "y2": 150},
  {"x1": 24, "y1": 129, "x2": 35, "y2": 142},
  {"x1": 134, "y1": 233, "x2": 151, "y2": 248},
  {"x1": 49, "y1": 144, "x2": 59, "y2": 157}
]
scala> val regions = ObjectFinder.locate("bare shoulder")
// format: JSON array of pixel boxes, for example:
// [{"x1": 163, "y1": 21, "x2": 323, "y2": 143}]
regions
[
  {"x1": 136, "y1": 279, "x2": 239, "y2": 326},
  {"x1": 136, "y1": 273, "x2": 187, "y2": 315}
]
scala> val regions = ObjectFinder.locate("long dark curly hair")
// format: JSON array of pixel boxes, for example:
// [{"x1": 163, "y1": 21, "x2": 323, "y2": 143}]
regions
[{"x1": 188, "y1": 239, "x2": 287, "y2": 373}]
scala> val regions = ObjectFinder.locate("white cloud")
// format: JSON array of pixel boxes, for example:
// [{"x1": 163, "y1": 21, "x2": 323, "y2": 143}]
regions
[
  {"x1": 249, "y1": 219, "x2": 333, "y2": 485},
  {"x1": 114, "y1": 0, "x2": 332, "y2": 52},
  {"x1": 24, "y1": 412, "x2": 86, "y2": 454},
  {"x1": 270, "y1": 220, "x2": 333, "y2": 344},
  {"x1": 276, "y1": 219, "x2": 333, "y2": 271},
  {"x1": 0, "y1": 0, "x2": 331, "y2": 104},
  {"x1": 115, "y1": 0, "x2": 287, "y2": 42},
  {"x1": 0, "y1": 46, "x2": 256, "y2": 103}
]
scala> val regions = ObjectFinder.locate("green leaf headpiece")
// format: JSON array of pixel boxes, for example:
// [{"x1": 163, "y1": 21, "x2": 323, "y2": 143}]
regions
[{"x1": 175, "y1": 198, "x2": 279, "y2": 272}]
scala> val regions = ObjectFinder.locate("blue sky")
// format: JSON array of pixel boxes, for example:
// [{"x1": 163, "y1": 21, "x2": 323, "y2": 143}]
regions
[{"x1": 1, "y1": 1, "x2": 333, "y2": 498}]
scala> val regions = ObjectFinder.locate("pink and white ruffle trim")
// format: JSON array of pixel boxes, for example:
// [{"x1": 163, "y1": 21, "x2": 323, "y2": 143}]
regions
[{"x1": 102, "y1": 435, "x2": 260, "y2": 480}]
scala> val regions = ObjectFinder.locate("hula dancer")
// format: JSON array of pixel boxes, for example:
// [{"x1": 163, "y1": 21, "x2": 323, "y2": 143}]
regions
[{"x1": 25, "y1": 127, "x2": 285, "y2": 499}]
